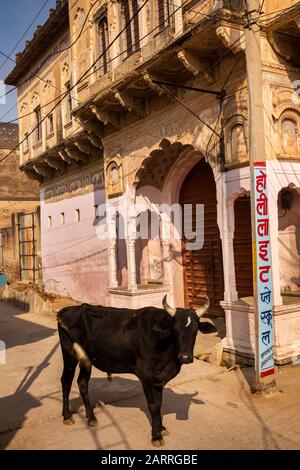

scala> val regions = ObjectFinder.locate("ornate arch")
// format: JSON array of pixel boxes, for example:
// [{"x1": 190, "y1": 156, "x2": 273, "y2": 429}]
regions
[
  {"x1": 134, "y1": 138, "x2": 193, "y2": 191},
  {"x1": 228, "y1": 187, "x2": 250, "y2": 233}
]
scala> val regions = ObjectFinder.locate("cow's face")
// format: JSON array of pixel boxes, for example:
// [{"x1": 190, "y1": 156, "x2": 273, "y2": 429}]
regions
[
  {"x1": 173, "y1": 308, "x2": 199, "y2": 364},
  {"x1": 162, "y1": 296, "x2": 211, "y2": 365}
]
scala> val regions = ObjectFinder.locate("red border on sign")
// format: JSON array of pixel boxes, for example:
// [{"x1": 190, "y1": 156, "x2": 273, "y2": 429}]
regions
[
  {"x1": 254, "y1": 162, "x2": 266, "y2": 167},
  {"x1": 261, "y1": 368, "x2": 275, "y2": 378}
]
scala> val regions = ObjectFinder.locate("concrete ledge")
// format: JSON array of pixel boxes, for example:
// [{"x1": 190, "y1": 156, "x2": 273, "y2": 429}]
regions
[
  {"x1": 1, "y1": 284, "x2": 78, "y2": 316},
  {"x1": 109, "y1": 285, "x2": 169, "y2": 309},
  {"x1": 222, "y1": 348, "x2": 255, "y2": 368}
]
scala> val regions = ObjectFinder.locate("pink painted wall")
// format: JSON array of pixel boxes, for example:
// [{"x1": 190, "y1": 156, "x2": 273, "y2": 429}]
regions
[{"x1": 41, "y1": 186, "x2": 109, "y2": 304}]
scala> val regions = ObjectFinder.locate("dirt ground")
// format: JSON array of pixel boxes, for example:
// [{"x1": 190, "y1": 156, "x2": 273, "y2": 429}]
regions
[{"x1": 0, "y1": 300, "x2": 300, "y2": 451}]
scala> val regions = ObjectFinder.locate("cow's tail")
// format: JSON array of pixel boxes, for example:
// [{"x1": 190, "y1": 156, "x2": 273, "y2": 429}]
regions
[
  {"x1": 57, "y1": 311, "x2": 91, "y2": 369},
  {"x1": 57, "y1": 310, "x2": 112, "y2": 381}
]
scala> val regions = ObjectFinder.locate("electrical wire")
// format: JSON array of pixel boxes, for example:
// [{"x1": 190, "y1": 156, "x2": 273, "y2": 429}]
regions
[
  {"x1": 0, "y1": 0, "x2": 206, "y2": 126},
  {"x1": 0, "y1": 0, "x2": 151, "y2": 165},
  {"x1": 0, "y1": 0, "x2": 50, "y2": 73},
  {"x1": 259, "y1": 0, "x2": 265, "y2": 14},
  {"x1": 0, "y1": 0, "x2": 98, "y2": 107},
  {"x1": 0, "y1": 0, "x2": 246, "y2": 165}
]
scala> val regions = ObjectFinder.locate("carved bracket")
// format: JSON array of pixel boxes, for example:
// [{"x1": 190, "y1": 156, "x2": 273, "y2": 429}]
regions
[
  {"x1": 24, "y1": 168, "x2": 43, "y2": 183},
  {"x1": 87, "y1": 132, "x2": 103, "y2": 148},
  {"x1": 216, "y1": 25, "x2": 245, "y2": 54},
  {"x1": 91, "y1": 105, "x2": 120, "y2": 129},
  {"x1": 59, "y1": 149, "x2": 73, "y2": 164},
  {"x1": 44, "y1": 157, "x2": 67, "y2": 173},
  {"x1": 75, "y1": 115, "x2": 103, "y2": 138},
  {"x1": 114, "y1": 90, "x2": 145, "y2": 118},
  {"x1": 177, "y1": 48, "x2": 215, "y2": 83},
  {"x1": 33, "y1": 164, "x2": 54, "y2": 179},
  {"x1": 75, "y1": 140, "x2": 100, "y2": 158},
  {"x1": 142, "y1": 71, "x2": 164, "y2": 96},
  {"x1": 65, "y1": 145, "x2": 87, "y2": 163}
]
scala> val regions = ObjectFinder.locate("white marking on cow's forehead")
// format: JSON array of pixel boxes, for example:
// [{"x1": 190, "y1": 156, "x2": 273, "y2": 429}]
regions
[{"x1": 185, "y1": 316, "x2": 191, "y2": 328}]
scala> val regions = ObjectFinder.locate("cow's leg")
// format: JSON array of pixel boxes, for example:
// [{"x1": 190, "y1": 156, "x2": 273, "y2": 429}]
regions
[
  {"x1": 61, "y1": 356, "x2": 77, "y2": 425},
  {"x1": 77, "y1": 364, "x2": 98, "y2": 427},
  {"x1": 141, "y1": 381, "x2": 165, "y2": 446},
  {"x1": 155, "y1": 385, "x2": 169, "y2": 436}
]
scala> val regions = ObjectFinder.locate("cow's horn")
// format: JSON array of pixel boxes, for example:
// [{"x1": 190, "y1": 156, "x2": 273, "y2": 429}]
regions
[
  {"x1": 195, "y1": 296, "x2": 210, "y2": 319},
  {"x1": 162, "y1": 295, "x2": 176, "y2": 317}
]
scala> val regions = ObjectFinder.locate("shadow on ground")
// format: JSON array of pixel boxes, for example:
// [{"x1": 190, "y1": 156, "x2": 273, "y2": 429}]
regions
[
  {"x1": 0, "y1": 300, "x2": 56, "y2": 349},
  {"x1": 69, "y1": 376, "x2": 205, "y2": 426}
]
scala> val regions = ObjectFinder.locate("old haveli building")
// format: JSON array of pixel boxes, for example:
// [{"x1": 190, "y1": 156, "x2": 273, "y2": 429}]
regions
[{"x1": 5, "y1": 0, "x2": 300, "y2": 365}]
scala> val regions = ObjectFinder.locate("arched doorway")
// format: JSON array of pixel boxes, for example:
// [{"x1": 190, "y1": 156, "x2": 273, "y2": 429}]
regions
[{"x1": 179, "y1": 159, "x2": 224, "y2": 316}]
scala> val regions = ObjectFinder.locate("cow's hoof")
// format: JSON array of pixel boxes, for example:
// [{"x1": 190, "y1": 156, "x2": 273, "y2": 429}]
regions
[
  {"x1": 161, "y1": 427, "x2": 169, "y2": 436},
  {"x1": 63, "y1": 417, "x2": 75, "y2": 425},
  {"x1": 152, "y1": 438, "x2": 165, "y2": 447},
  {"x1": 88, "y1": 417, "x2": 99, "y2": 427}
]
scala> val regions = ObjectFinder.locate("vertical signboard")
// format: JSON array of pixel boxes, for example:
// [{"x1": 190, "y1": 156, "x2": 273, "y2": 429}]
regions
[{"x1": 253, "y1": 162, "x2": 274, "y2": 378}]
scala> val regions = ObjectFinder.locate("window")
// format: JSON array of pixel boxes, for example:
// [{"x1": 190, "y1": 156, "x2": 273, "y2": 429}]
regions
[
  {"x1": 75, "y1": 209, "x2": 80, "y2": 222},
  {"x1": 121, "y1": 0, "x2": 140, "y2": 57},
  {"x1": 47, "y1": 216, "x2": 52, "y2": 228},
  {"x1": 60, "y1": 212, "x2": 65, "y2": 225},
  {"x1": 34, "y1": 106, "x2": 42, "y2": 143},
  {"x1": 97, "y1": 11, "x2": 109, "y2": 76},
  {"x1": 23, "y1": 132, "x2": 29, "y2": 152},
  {"x1": 47, "y1": 114, "x2": 54, "y2": 136},
  {"x1": 64, "y1": 82, "x2": 72, "y2": 123},
  {"x1": 157, "y1": 0, "x2": 172, "y2": 31}
]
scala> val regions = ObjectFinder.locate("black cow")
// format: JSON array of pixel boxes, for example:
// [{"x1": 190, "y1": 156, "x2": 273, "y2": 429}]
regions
[{"x1": 57, "y1": 296, "x2": 213, "y2": 446}]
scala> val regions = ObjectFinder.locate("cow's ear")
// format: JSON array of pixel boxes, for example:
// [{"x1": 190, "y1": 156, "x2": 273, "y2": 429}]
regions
[
  {"x1": 198, "y1": 321, "x2": 217, "y2": 334},
  {"x1": 153, "y1": 317, "x2": 172, "y2": 337}
]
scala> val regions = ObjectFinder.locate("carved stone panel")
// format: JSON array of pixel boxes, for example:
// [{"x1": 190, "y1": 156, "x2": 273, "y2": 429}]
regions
[
  {"x1": 280, "y1": 114, "x2": 300, "y2": 156},
  {"x1": 224, "y1": 115, "x2": 249, "y2": 165},
  {"x1": 106, "y1": 157, "x2": 124, "y2": 198}
]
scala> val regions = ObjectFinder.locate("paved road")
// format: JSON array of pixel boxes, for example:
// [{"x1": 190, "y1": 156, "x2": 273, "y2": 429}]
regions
[{"x1": 0, "y1": 300, "x2": 300, "y2": 450}]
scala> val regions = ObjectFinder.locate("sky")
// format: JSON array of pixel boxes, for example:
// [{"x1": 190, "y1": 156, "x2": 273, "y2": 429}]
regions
[{"x1": 0, "y1": 0, "x2": 56, "y2": 123}]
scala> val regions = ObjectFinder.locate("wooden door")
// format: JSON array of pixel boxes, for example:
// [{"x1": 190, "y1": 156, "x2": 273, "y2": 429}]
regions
[
  {"x1": 180, "y1": 159, "x2": 224, "y2": 316},
  {"x1": 233, "y1": 195, "x2": 253, "y2": 298}
]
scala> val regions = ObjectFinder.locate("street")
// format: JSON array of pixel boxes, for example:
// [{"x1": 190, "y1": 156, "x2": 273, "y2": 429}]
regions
[{"x1": 0, "y1": 300, "x2": 300, "y2": 450}]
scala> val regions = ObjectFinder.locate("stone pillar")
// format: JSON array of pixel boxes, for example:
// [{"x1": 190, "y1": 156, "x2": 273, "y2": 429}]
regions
[
  {"x1": 109, "y1": 239, "x2": 118, "y2": 288},
  {"x1": 160, "y1": 212, "x2": 170, "y2": 286},
  {"x1": 268, "y1": 170, "x2": 282, "y2": 306},
  {"x1": 221, "y1": 228, "x2": 238, "y2": 302},
  {"x1": 216, "y1": 172, "x2": 238, "y2": 302},
  {"x1": 126, "y1": 188, "x2": 138, "y2": 292},
  {"x1": 127, "y1": 238, "x2": 138, "y2": 291},
  {"x1": 108, "y1": 209, "x2": 118, "y2": 288},
  {"x1": 161, "y1": 240, "x2": 170, "y2": 286}
]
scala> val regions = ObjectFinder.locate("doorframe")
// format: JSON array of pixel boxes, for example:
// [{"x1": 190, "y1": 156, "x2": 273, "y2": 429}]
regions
[{"x1": 161, "y1": 149, "x2": 226, "y2": 309}]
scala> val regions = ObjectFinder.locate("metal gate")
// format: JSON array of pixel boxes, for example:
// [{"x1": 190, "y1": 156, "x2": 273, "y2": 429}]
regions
[{"x1": 18, "y1": 212, "x2": 39, "y2": 283}]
